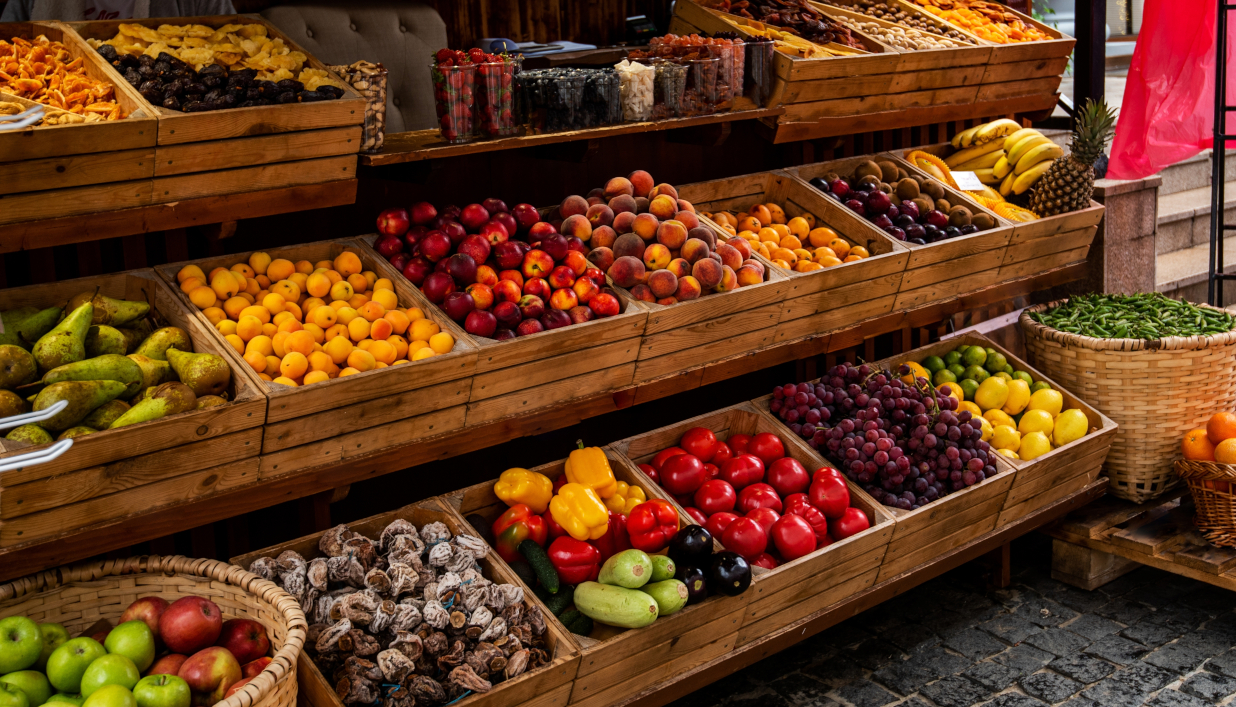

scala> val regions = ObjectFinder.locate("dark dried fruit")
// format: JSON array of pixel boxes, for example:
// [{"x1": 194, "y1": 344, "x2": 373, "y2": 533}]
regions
[
  {"x1": 276, "y1": 78, "x2": 304, "y2": 92},
  {"x1": 317, "y1": 85, "x2": 344, "y2": 99},
  {"x1": 298, "y1": 90, "x2": 326, "y2": 102}
]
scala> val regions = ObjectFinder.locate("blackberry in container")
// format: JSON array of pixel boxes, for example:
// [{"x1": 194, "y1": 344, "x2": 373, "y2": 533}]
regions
[{"x1": 516, "y1": 68, "x2": 621, "y2": 133}]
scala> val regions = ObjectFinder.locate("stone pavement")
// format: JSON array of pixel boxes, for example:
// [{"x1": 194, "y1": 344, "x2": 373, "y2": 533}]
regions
[{"x1": 668, "y1": 536, "x2": 1236, "y2": 707}]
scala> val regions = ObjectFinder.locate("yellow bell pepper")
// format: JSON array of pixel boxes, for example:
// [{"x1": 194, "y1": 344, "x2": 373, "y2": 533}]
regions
[
  {"x1": 493, "y1": 467, "x2": 553, "y2": 514},
  {"x1": 604, "y1": 481, "x2": 646, "y2": 515},
  {"x1": 550, "y1": 482, "x2": 610, "y2": 541},
  {"x1": 565, "y1": 441, "x2": 618, "y2": 499}
]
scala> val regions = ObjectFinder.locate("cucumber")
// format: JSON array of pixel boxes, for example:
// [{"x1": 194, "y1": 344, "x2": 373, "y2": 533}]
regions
[
  {"x1": 598, "y1": 549, "x2": 653, "y2": 589},
  {"x1": 649, "y1": 555, "x2": 676, "y2": 583},
  {"x1": 573, "y1": 581, "x2": 659, "y2": 628},
  {"x1": 558, "y1": 610, "x2": 594, "y2": 636},
  {"x1": 641, "y1": 579, "x2": 688, "y2": 616},
  {"x1": 543, "y1": 584, "x2": 575, "y2": 616},
  {"x1": 509, "y1": 560, "x2": 536, "y2": 588},
  {"x1": 533, "y1": 585, "x2": 551, "y2": 603},
  {"x1": 519, "y1": 539, "x2": 560, "y2": 594}
]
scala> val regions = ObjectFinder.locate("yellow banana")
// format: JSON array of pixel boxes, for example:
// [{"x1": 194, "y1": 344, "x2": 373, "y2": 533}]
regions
[
  {"x1": 992, "y1": 155, "x2": 1012, "y2": 179},
  {"x1": 1007, "y1": 134, "x2": 1052, "y2": 166},
  {"x1": 1014, "y1": 143, "x2": 1064, "y2": 174},
  {"x1": 945, "y1": 140, "x2": 1005, "y2": 168},
  {"x1": 973, "y1": 118, "x2": 1022, "y2": 145},
  {"x1": 1012, "y1": 161, "x2": 1054, "y2": 194},
  {"x1": 999, "y1": 171, "x2": 1016, "y2": 197},
  {"x1": 974, "y1": 168, "x2": 1003, "y2": 185},
  {"x1": 953, "y1": 125, "x2": 981, "y2": 149},
  {"x1": 955, "y1": 150, "x2": 1005, "y2": 171},
  {"x1": 1002, "y1": 128, "x2": 1042, "y2": 152}
]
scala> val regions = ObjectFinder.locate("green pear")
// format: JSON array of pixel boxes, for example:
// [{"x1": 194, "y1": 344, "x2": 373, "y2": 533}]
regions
[
  {"x1": 80, "y1": 400, "x2": 129, "y2": 430},
  {"x1": 5, "y1": 424, "x2": 52, "y2": 446},
  {"x1": 32, "y1": 303, "x2": 92, "y2": 373},
  {"x1": 65, "y1": 292, "x2": 149, "y2": 328},
  {"x1": 110, "y1": 382, "x2": 196, "y2": 429},
  {"x1": 85, "y1": 326, "x2": 127, "y2": 357},
  {"x1": 132, "y1": 327, "x2": 191, "y2": 362},
  {"x1": 57, "y1": 427, "x2": 95, "y2": 440},
  {"x1": 115, "y1": 327, "x2": 148, "y2": 354},
  {"x1": 165, "y1": 348, "x2": 230, "y2": 397},
  {"x1": 126, "y1": 355, "x2": 172, "y2": 392},
  {"x1": 41, "y1": 355, "x2": 144, "y2": 399},
  {"x1": 33, "y1": 380, "x2": 127, "y2": 432},
  {"x1": 0, "y1": 345, "x2": 37, "y2": 389},
  {"x1": 0, "y1": 389, "x2": 27, "y2": 418},
  {"x1": 0, "y1": 307, "x2": 62, "y2": 350},
  {"x1": 195, "y1": 395, "x2": 227, "y2": 410}
]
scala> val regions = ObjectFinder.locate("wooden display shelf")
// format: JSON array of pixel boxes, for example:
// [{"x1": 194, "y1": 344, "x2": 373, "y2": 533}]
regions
[
  {"x1": 359, "y1": 108, "x2": 786, "y2": 166},
  {"x1": 0, "y1": 262, "x2": 1088, "y2": 582}
]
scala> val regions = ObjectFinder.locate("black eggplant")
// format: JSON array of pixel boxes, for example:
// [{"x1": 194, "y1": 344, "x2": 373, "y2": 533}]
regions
[
  {"x1": 709, "y1": 552, "x2": 751, "y2": 597},
  {"x1": 668, "y1": 525, "x2": 713, "y2": 569},
  {"x1": 674, "y1": 565, "x2": 708, "y2": 605}
]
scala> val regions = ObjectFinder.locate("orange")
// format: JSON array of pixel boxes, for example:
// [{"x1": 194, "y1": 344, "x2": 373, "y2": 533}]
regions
[
  {"x1": 1217, "y1": 438, "x2": 1236, "y2": 465},
  {"x1": 1183, "y1": 429, "x2": 1217, "y2": 461},
  {"x1": 1207, "y1": 411, "x2": 1236, "y2": 445}
]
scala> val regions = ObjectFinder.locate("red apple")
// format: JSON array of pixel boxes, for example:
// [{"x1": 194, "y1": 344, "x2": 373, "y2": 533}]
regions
[
  {"x1": 539, "y1": 234, "x2": 569, "y2": 262},
  {"x1": 458, "y1": 235, "x2": 491, "y2": 264},
  {"x1": 160, "y1": 596, "x2": 223, "y2": 655},
  {"x1": 512, "y1": 203, "x2": 540, "y2": 231},
  {"x1": 402, "y1": 256, "x2": 432, "y2": 287},
  {"x1": 516, "y1": 318, "x2": 544, "y2": 336},
  {"x1": 460, "y1": 203, "x2": 490, "y2": 231},
  {"x1": 224, "y1": 678, "x2": 253, "y2": 701},
  {"x1": 522, "y1": 250, "x2": 554, "y2": 279},
  {"x1": 149, "y1": 654, "x2": 188, "y2": 676},
  {"x1": 493, "y1": 301, "x2": 522, "y2": 329},
  {"x1": 442, "y1": 291, "x2": 475, "y2": 321},
  {"x1": 540, "y1": 309, "x2": 572, "y2": 330},
  {"x1": 375, "y1": 235, "x2": 403, "y2": 258},
  {"x1": 523, "y1": 277, "x2": 551, "y2": 301},
  {"x1": 527, "y1": 221, "x2": 557, "y2": 243},
  {"x1": 178, "y1": 647, "x2": 240, "y2": 705},
  {"x1": 121, "y1": 596, "x2": 169, "y2": 644},
  {"x1": 240, "y1": 658, "x2": 271, "y2": 680},
  {"x1": 215, "y1": 619, "x2": 269, "y2": 666},
  {"x1": 490, "y1": 212, "x2": 518, "y2": 239},
  {"x1": 589, "y1": 292, "x2": 620, "y2": 317},
  {"x1": 409, "y1": 201, "x2": 437, "y2": 225},
  {"x1": 547, "y1": 265, "x2": 576, "y2": 290},
  {"x1": 440, "y1": 220, "x2": 467, "y2": 245},
  {"x1": 493, "y1": 240, "x2": 525, "y2": 270},
  {"x1": 518, "y1": 295, "x2": 545, "y2": 320},
  {"x1": 419, "y1": 231, "x2": 452, "y2": 262},
  {"x1": 465, "y1": 310, "x2": 498, "y2": 338},
  {"x1": 422, "y1": 272, "x2": 456, "y2": 304},
  {"x1": 482, "y1": 197, "x2": 508, "y2": 214},
  {"x1": 480, "y1": 221, "x2": 509, "y2": 246},
  {"x1": 376, "y1": 208, "x2": 410, "y2": 237},
  {"x1": 445, "y1": 253, "x2": 478, "y2": 285},
  {"x1": 568, "y1": 305, "x2": 595, "y2": 324}
]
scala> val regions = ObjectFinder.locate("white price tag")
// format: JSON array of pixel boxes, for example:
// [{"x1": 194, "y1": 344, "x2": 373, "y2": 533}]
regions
[{"x1": 951, "y1": 171, "x2": 986, "y2": 191}]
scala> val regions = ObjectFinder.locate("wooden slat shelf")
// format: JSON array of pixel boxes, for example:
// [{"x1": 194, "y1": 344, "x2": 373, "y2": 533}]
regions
[
  {"x1": 360, "y1": 107, "x2": 786, "y2": 166},
  {"x1": 0, "y1": 261, "x2": 1086, "y2": 582}
]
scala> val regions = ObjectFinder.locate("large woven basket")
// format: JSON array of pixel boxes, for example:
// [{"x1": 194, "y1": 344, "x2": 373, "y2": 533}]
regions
[
  {"x1": 1176, "y1": 460, "x2": 1236, "y2": 547},
  {"x1": 0, "y1": 556, "x2": 305, "y2": 707},
  {"x1": 1020, "y1": 301, "x2": 1236, "y2": 503}
]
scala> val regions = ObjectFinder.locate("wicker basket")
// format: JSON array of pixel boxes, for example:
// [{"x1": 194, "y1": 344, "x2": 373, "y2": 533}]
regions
[
  {"x1": 0, "y1": 556, "x2": 305, "y2": 707},
  {"x1": 1020, "y1": 301, "x2": 1236, "y2": 503},
  {"x1": 1176, "y1": 460, "x2": 1236, "y2": 547}
]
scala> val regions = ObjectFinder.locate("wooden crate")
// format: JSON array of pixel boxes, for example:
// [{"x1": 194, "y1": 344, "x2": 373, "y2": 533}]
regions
[
  {"x1": 610, "y1": 402, "x2": 895, "y2": 647},
  {"x1": 896, "y1": 333, "x2": 1117, "y2": 527},
  {"x1": 679, "y1": 170, "x2": 910, "y2": 345},
  {"x1": 817, "y1": 1, "x2": 994, "y2": 71},
  {"x1": 439, "y1": 448, "x2": 750, "y2": 707},
  {"x1": 154, "y1": 238, "x2": 477, "y2": 474},
  {"x1": 900, "y1": 0, "x2": 1076, "y2": 64},
  {"x1": 231, "y1": 500, "x2": 580, "y2": 707},
  {"x1": 354, "y1": 237, "x2": 646, "y2": 428},
  {"x1": 0, "y1": 268, "x2": 266, "y2": 549}
]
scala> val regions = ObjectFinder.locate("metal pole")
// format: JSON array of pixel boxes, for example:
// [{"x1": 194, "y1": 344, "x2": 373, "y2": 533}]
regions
[
  {"x1": 1211, "y1": 0, "x2": 1229, "y2": 305},
  {"x1": 1074, "y1": 0, "x2": 1107, "y2": 110}
]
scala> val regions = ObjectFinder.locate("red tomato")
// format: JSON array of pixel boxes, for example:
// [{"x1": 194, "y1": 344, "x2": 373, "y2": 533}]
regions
[
  {"x1": 651, "y1": 446, "x2": 687, "y2": 471},
  {"x1": 748, "y1": 432, "x2": 786, "y2": 465},
  {"x1": 721, "y1": 517, "x2": 768, "y2": 558},
  {"x1": 749, "y1": 552, "x2": 779, "y2": 569},
  {"x1": 638, "y1": 463, "x2": 659, "y2": 484},
  {"x1": 719, "y1": 454, "x2": 765, "y2": 490},
  {"x1": 712, "y1": 441, "x2": 734, "y2": 465},
  {"x1": 812, "y1": 466, "x2": 844, "y2": 485},
  {"x1": 675, "y1": 493, "x2": 696, "y2": 508},
  {"x1": 745, "y1": 507, "x2": 781, "y2": 535},
  {"x1": 694, "y1": 479, "x2": 737, "y2": 515},
  {"x1": 661, "y1": 454, "x2": 706, "y2": 495},
  {"x1": 809, "y1": 477, "x2": 851, "y2": 520},
  {"x1": 737, "y1": 483, "x2": 783, "y2": 514},
  {"x1": 680, "y1": 427, "x2": 719, "y2": 462},
  {"x1": 728, "y1": 433, "x2": 752, "y2": 454},
  {"x1": 830, "y1": 507, "x2": 871, "y2": 540},
  {"x1": 703, "y1": 463, "x2": 720, "y2": 480},
  {"x1": 766, "y1": 457, "x2": 810, "y2": 497},
  {"x1": 771, "y1": 514, "x2": 816, "y2": 562},
  {"x1": 704, "y1": 511, "x2": 740, "y2": 540},
  {"x1": 782, "y1": 493, "x2": 830, "y2": 544},
  {"x1": 684, "y1": 507, "x2": 708, "y2": 526},
  {"x1": 816, "y1": 534, "x2": 833, "y2": 550}
]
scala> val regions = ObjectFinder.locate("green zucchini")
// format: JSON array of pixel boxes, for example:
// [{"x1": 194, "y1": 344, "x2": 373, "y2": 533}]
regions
[
  {"x1": 573, "y1": 581, "x2": 658, "y2": 628},
  {"x1": 519, "y1": 539, "x2": 560, "y2": 594}
]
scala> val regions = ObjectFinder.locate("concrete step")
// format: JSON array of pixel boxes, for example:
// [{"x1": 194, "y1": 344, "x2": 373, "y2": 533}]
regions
[
  {"x1": 1155, "y1": 149, "x2": 1236, "y2": 196},
  {"x1": 1155, "y1": 234, "x2": 1236, "y2": 307},
  {"x1": 1154, "y1": 180, "x2": 1236, "y2": 256}
]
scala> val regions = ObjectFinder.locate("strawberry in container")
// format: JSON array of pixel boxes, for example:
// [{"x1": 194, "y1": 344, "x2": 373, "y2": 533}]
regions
[
  {"x1": 475, "y1": 50, "x2": 521, "y2": 137},
  {"x1": 430, "y1": 48, "x2": 477, "y2": 143}
]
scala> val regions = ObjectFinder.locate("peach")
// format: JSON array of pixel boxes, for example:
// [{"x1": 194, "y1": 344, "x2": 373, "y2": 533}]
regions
[
  {"x1": 649, "y1": 195, "x2": 678, "y2": 220},
  {"x1": 687, "y1": 226, "x2": 715, "y2": 250},
  {"x1": 586, "y1": 247, "x2": 615, "y2": 271},
  {"x1": 635, "y1": 197, "x2": 650, "y2": 213},
  {"x1": 560, "y1": 195, "x2": 589, "y2": 218},
  {"x1": 714, "y1": 265, "x2": 738, "y2": 293},
  {"x1": 609, "y1": 194, "x2": 637, "y2": 215},
  {"x1": 613, "y1": 211, "x2": 638, "y2": 235},
  {"x1": 650, "y1": 183, "x2": 679, "y2": 201},
  {"x1": 692, "y1": 258, "x2": 723, "y2": 289},
  {"x1": 666, "y1": 258, "x2": 691, "y2": 279},
  {"x1": 716, "y1": 243, "x2": 743, "y2": 271},
  {"x1": 742, "y1": 258, "x2": 766, "y2": 276},
  {"x1": 677, "y1": 199, "x2": 695, "y2": 214},
  {"x1": 643, "y1": 243, "x2": 671, "y2": 271},
  {"x1": 656, "y1": 296, "x2": 679, "y2": 306},
  {"x1": 656, "y1": 220, "x2": 688, "y2": 250},
  {"x1": 675, "y1": 210, "x2": 700, "y2": 230},
  {"x1": 605, "y1": 176, "x2": 634, "y2": 199},
  {"x1": 736, "y1": 265, "x2": 764, "y2": 287},
  {"x1": 675, "y1": 275, "x2": 702, "y2": 301},
  {"x1": 588, "y1": 187, "x2": 605, "y2": 200},
  {"x1": 587, "y1": 196, "x2": 604, "y2": 207},
  {"x1": 632, "y1": 213, "x2": 659, "y2": 241},
  {"x1": 628, "y1": 170, "x2": 654, "y2": 198},
  {"x1": 727, "y1": 237, "x2": 752, "y2": 260},
  {"x1": 586, "y1": 204, "x2": 615, "y2": 229},
  {"x1": 561, "y1": 214, "x2": 593, "y2": 241},
  {"x1": 648, "y1": 269, "x2": 679, "y2": 299},
  {"x1": 608, "y1": 256, "x2": 646, "y2": 288},
  {"x1": 614, "y1": 232, "x2": 647, "y2": 260},
  {"x1": 680, "y1": 238, "x2": 711, "y2": 264},
  {"x1": 629, "y1": 283, "x2": 656, "y2": 302},
  {"x1": 591, "y1": 225, "x2": 617, "y2": 249}
]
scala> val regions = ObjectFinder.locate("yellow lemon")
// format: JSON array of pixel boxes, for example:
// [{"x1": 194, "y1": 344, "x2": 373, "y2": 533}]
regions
[
  {"x1": 1053, "y1": 408, "x2": 1089, "y2": 447},
  {"x1": 1027, "y1": 388, "x2": 1064, "y2": 417},
  {"x1": 974, "y1": 376, "x2": 1009, "y2": 412},
  {"x1": 1020, "y1": 431, "x2": 1052, "y2": 460},
  {"x1": 975, "y1": 415, "x2": 994, "y2": 442},
  {"x1": 984, "y1": 409, "x2": 1015, "y2": 429},
  {"x1": 937, "y1": 382, "x2": 963, "y2": 402},
  {"x1": 901, "y1": 361, "x2": 930, "y2": 386},
  {"x1": 1001, "y1": 379, "x2": 1031, "y2": 415},
  {"x1": 1018, "y1": 409, "x2": 1055, "y2": 436},
  {"x1": 998, "y1": 449, "x2": 1020, "y2": 460},
  {"x1": 991, "y1": 425, "x2": 1021, "y2": 452},
  {"x1": 958, "y1": 400, "x2": 982, "y2": 418}
]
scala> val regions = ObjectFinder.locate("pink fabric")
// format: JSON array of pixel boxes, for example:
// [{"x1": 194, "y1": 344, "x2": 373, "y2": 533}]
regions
[{"x1": 1107, "y1": 0, "x2": 1236, "y2": 179}]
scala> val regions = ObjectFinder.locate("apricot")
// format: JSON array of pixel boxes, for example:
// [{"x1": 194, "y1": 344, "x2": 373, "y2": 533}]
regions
[
  {"x1": 560, "y1": 195, "x2": 589, "y2": 218},
  {"x1": 587, "y1": 247, "x2": 615, "y2": 272},
  {"x1": 649, "y1": 195, "x2": 678, "y2": 220},
  {"x1": 347, "y1": 349, "x2": 376, "y2": 372},
  {"x1": 329, "y1": 280, "x2": 354, "y2": 303},
  {"x1": 675, "y1": 275, "x2": 702, "y2": 301},
  {"x1": 561, "y1": 214, "x2": 593, "y2": 241},
  {"x1": 267, "y1": 259, "x2": 295, "y2": 281},
  {"x1": 643, "y1": 243, "x2": 671, "y2": 271},
  {"x1": 271, "y1": 280, "x2": 300, "y2": 302},
  {"x1": 246, "y1": 335, "x2": 273, "y2": 357},
  {"x1": 591, "y1": 226, "x2": 618, "y2": 250},
  {"x1": 613, "y1": 233, "x2": 646, "y2": 260},
  {"x1": 628, "y1": 170, "x2": 654, "y2": 198},
  {"x1": 345, "y1": 273, "x2": 367, "y2": 294},
  {"x1": 347, "y1": 317, "x2": 371, "y2": 341},
  {"x1": 389, "y1": 335, "x2": 409, "y2": 360},
  {"x1": 629, "y1": 283, "x2": 656, "y2": 302},
  {"x1": 612, "y1": 212, "x2": 637, "y2": 235},
  {"x1": 211, "y1": 271, "x2": 240, "y2": 300},
  {"x1": 236, "y1": 315, "x2": 263, "y2": 341},
  {"x1": 410, "y1": 319, "x2": 440, "y2": 341},
  {"x1": 334, "y1": 252, "x2": 363, "y2": 278},
  {"x1": 324, "y1": 336, "x2": 354, "y2": 365},
  {"x1": 324, "y1": 270, "x2": 343, "y2": 285},
  {"x1": 189, "y1": 286, "x2": 217, "y2": 309},
  {"x1": 650, "y1": 183, "x2": 679, "y2": 202},
  {"x1": 223, "y1": 334, "x2": 244, "y2": 355},
  {"x1": 412, "y1": 348, "x2": 437, "y2": 361},
  {"x1": 656, "y1": 220, "x2": 688, "y2": 250},
  {"x1": 632, "y1": 213, "x2": 659, "y2": 241},
  {"x1": 715, "y1": 243, "x2": 743, "y2": 271},
  {"x1": 243, "y1": 350, "x2": 266, "y2": 372},
  {"x1": 647, "y1": 269, "x2": 679, "y2": 299},
  {"x1": 180, "y1": 277, "x2": 205, "y2": 295},
  {"x1": 348, "y1": 293, "x2": 370, "y2": 309},
  {"x1": 178, "y1": 264, "x2": 207, "y2": 284},
  {"x1": 666, "y1": 258, "x2": 691, "y2": 279},
  {"x1": 277, "y1": 318, "x2": 303, "y2": 335},
  {"x1": 354, "y1": 301, "x2": 382, "y2": 322},
  {"x1": 279, "y1": 352, "x2": 308, "y2": 379},
  {"x1": 736, "y1": 265, "x2": 763, "y2": 287},
  {"x1": 371, "y1": 289, "x2": 399, "y2": 311},
  {"x1": 384, "y1": 310, "x2": 410, "y2": 335},
  {"x1": 203, "y1": 306, "x2": 227, "y2": 325},
  {"x1": 368, "y1": 340, "x2": 396, "y2": 365},
  {"x1": 429, "y1": 332, "x2": 455, "y2": 354},
  {"x1": 282, "y1": 330, "x2": 313, "y2": 356},
  {"x1": 609, "y1": 194, "x2": 637, "y2": 215},
  {"x1": 608, "y1": 255, "x2": 646, "y2": 288},
  {"x1": 296, "y1": 260, "x2": 316, "y2": 275}
]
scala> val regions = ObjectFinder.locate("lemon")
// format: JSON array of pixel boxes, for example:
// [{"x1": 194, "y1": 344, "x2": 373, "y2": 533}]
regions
[
  {"x1": 902, "y1": 361, "x2": 930, "y2": 385},
  {"x1": 1053, "y1": 408, "x2": 1089, "y2": 447},
  {"x1": 958, "y1": 400, "x2": 983, "y2": 418},
  {"x1": 975, "y1": 415, "x2": 994, "y2": 442},
  {"x1": 937, "y1": 382, "x2": 963, "y2": 402},
  {"x1": 974, "y1": 376, "x2": 1009, "y2": 411},
  {"x1": 992, "y1": 425, "x2": 1021, "y2": 452},
  {"x1": 1020, "y1": 431, "x2": 1053, "y2": 460},
  {"x1": 962, "y1": 346, "x2": 987, "y2": 367},
  {"x1": 1002, "y1": 379, "x2": 1031, "y2": 415},
  {"x1": 1027, "y1": 388, "x2": 1063, "y2": 417},
  {"x1": 998, "y1": 449, "x2": 1020, "y2": 460},
  {"x1": 984, "y1": 409, "x2": 1015, "y2": 428},
  {"x1": 1019, "y1": 409, "x2": 1055, "y2": 436}
]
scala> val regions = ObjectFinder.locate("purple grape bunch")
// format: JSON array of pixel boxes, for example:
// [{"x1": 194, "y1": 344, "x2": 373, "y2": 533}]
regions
[{"x1": 768, "y1": 362, "x2": 999, "y2": 511}]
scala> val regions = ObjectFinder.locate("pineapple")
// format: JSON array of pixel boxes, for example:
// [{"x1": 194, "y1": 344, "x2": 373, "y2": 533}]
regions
[{"x1": 1027, "y1": 98, "x2": 1117, "y2": 217}]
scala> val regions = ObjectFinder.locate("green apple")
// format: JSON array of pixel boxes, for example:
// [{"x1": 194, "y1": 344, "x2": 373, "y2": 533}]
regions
[
  {"x1": 131, "y1": 676, "x2": 188, "y2": 707},
  {"x1": 80, "y1": 656, "x2": 138, "y2": 698},
  {"x1": 46, "y1": 639, "x2": 106, "y2": 694},
  {"x1": 102, "y1": 624, "x2": 153, "y2": 674},
  {"x1": 0, "y1": 617, "x2": 42, "y2": 674},
  {"x1": 36, "y1": 625, "x2": 69, "y2": 672},
  {"x1": 0, "y1": 684, "x2": 30, "y2": 707},
  {"x1": 80, "y1": 686, "x2": 134, "y2": 707},
  {"x1": 0, "y1": 672, "x2": 50, "y2": 707},
  {"x1": 46, "y1": 697, "x2": 82, "y2": 707}
]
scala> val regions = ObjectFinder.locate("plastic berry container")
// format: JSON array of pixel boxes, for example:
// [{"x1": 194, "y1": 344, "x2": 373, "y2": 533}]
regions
[
  {"x1": 430, "y1": 62, "x2": 476, "y2": 143},
  {"x1": 476, "y1": 57, "x2": 521, "y2": 138},
  {"x1": 682, "y1": 56, "x2": 719, "y2": 116},
  {"x1": 745, "y1": 38, "x2": 775, "y2": 107},
  {"x1": 647, "y1": 60, "x2": 687, "y2": 119}
]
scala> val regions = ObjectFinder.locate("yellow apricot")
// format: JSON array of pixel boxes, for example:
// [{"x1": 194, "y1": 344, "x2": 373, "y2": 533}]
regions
[
  {"x1": 272, "y1": 376, "x2": 298, "y2": 387},
  {"x1": 180, "y1": 277, "x2": 205, "y2": 294},
  {"x1": 243, "y1": 350, "x2": 266, "y2": 372},
  {"x1": 388, "y1": 335, "x2": 409, "y2": 360},
  {"x1": 284, "y1": 330, "x2": 314, "y2": 356},
  {"x1": 412, "y1": 348, "x2": 436, "y2": 361},
  {"x1": 262, "y1": 292, "x2": 286, "y2": 314},
  {"x1": 369, "y1": 340, "x2": 396, "y2": 365},
  {"x1": 347, "y1": 349, "x2": 376, "y2": 372},
  {"x1": 371, "y1": 289, "x2": 399, "y2": 311},
  {"x1": 177, "y1": 264, "x2": 206, "y2": 283},
  {"x1": 224, "y1": 334, "x2": 245, "y2": 355},
  {"x1": 339, "y1": 367, "x2": 361, "y2": 377},
  {"x1": 324, "y1": 336, "x2": 353, "y2": 365},
  {"x1": 334, "y1": 251, "x2": 363, "y2": 278},
  {"x1": 202, "y1": 307, "x2": 227, "y2": 326},
  {"x1": 246, "y1": 335, "x2": 273, "y2": 357},
  {"x1": 324, "y1": 324, "x2": 349, "y2": 342},
  {"x1": 304, "y1": 370, "x2": 330, "y2": 385},
  {"x1": 369, "y1": 318, "x2": 393, "y2": 341},
  {"x1": 239, "y1": 305, "x2": 271, "y2": 324},
  {"x1": 248, "y1": 252, "x2": 271, "y2": 275},
  {"x1": 374, "y1": 278, "x2": 393, "y2": 292},
  {"x1": 429, "y1": 332, "x2": 455, "y2": 354},
  {"x1": 330, "y1": 280, "x2": 354, "y2": 303},
  {"x1": 272, "y1": 331, "x2": 290, "y2": 358},
  {"x1": 303, "y1": 323, "x2": 325, "y2": 344},
  {"x1": 410, "y1": 319, "x2": 440, "y2": 341},
  {"x1": 189, "y1": 287, "x2": 217, "y2": 309},
  {"x1": 216, "y1": 319, "x2": 238, "y2": 336},
  {"x1": 310, "y1": 306, "x2": 338, "y2": 329},
  {"x1": 347, "y1": 273, "x2": 369, "y2": 293},
  {"x1": 384, "y1": 310, "x2": 410, "y2": 335},
  {"x1": 347, "y1": 317, "x2": 371, "y2": 342},
  {"x1": 267, "y1": 259, "x2": 295, "y2": 281},
  {"x1": 236, "y1": 315, "x2": 263, "y2": 341},
  {"x1": 306, "y1": 273, "x2": 331, "y2": 298},
  {"x1": 261, "y1": 322, "x2": 277, "y2": 337},
  {"x1": 280, "y1": 352, "x2": 308, "y2": 379}
]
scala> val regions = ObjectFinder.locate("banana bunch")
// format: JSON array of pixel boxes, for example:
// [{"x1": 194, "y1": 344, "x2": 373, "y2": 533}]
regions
[
  {"x1": 999, "y1": 128, "x2": 1063, "y2": 196},
  {"x1": 951, "y1": 118, "x2": 1021, "y2": 149},
  {"x1": 946, "y1": 121, "x2": 1063, "y2": 196}
]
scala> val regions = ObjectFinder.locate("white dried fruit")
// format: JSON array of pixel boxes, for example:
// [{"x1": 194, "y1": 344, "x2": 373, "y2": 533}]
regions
[
  {"x1": 452, "y1": 534, "x2": 488, "y2": 559},
  {"x1": 421, "y1": 522, "x2": 451, "y2": 546},
  {"x1": 423, "y1": 599, "x2": 449, "y2": 629},
  {"x1": 377, "y1": 649, "x2": 415, "y2": 683},
  {"x1": 428, "y1": 542, "x2": 453, "y2": 568},
  {"x1": 467, "y1": 606, "x2": 493, "y2": 629},
  {"x1": 477, "y1": 617, "x2": 506, "y2": 643}
]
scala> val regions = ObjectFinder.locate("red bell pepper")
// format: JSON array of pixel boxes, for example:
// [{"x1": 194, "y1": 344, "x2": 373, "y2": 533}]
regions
[
  {"x1": 547, "y1": 536, "x2": 600, "y2": 585},
  {"x1": 544, "y1": 512, "x2": 569, "y2": 541},
  {"x1": 627, "y1": 499, "x2": 679, "y2": 553},
  {"x1": 591, "y1": 510, "x2": 630, "y2": 561},
  {"x1": 553, "y1": 474, "x2": 569, "y2": 493},
  {"x1": 491, "y1": 504, "x2": 547, "y2": 563}
]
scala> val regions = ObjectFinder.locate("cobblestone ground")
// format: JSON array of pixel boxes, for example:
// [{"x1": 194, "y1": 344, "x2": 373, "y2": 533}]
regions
[{"x1": 668, "y1": 536, "x2": 1236, "y2": 707}]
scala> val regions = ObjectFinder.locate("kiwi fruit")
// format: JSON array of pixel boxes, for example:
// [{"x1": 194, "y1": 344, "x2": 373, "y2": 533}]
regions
[
  {"x1": 878, "y1": 161, "x2": 899, "y2": 182},
  {"x1": 823, "y1": 171, "x2": 840, "y2": 183},
  {"x1": 854, "y1": 160, "x2": 883, "y2": 179},
  {"x1": 912, "y1": 196, "x2": 935, "y2": 216},
  {"x1": 879, "y1": 182, "x2": 893, "y2": 194},
  {"x1": 895, "y1": 178, "x2": 920, "y2": 200},
  {"x1": 948, "y1": 206, "x2": 973, "y2": 227},
  {"x1": 857, "y1": 174, "x2": 881, "y2": 188},
  {"x1": 920, "y1": 179, "x2": 945, "y2": 200},
  {"x1": 897, "y1": 168, "x2": 910, "y2": 181},
  {"x1": 936, "y1": 198, "x2": 952, "y2": 213},
  {"x1": 972, "y1": 213, "x2": 995, "y2": 230}
]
